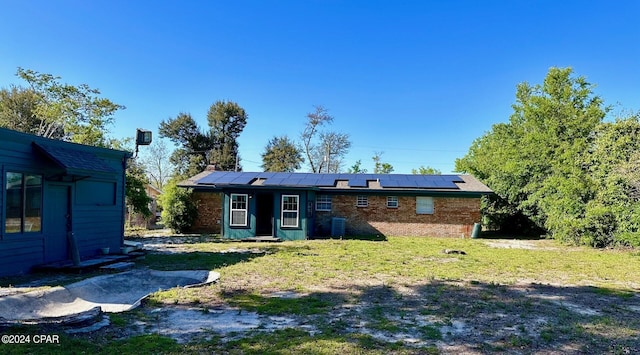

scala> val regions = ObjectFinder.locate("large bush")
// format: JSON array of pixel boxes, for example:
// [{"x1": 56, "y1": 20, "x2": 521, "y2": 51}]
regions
[
  {"x1": 456, "y1": 67, "x2": 640, "y2": 247},
  {"x1": 159, "y1": 180, "x2": 197, "y2": 233}
]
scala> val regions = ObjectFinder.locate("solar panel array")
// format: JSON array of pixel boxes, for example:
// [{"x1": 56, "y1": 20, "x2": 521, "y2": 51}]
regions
[{"x1": 195, "y1": 172, "x2": 464, "y2": 189}]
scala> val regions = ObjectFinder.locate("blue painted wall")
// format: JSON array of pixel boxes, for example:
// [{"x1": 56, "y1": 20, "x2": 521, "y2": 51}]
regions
[
  {"x1": 222, "y1": 190, "x2": 257, "y2": 239},
  {"x1": 221, "y1": 189, "x2": 311, "y2": 241},
  {"x1": 272, "y1": 191, "x2": 308, "y2": 241},
  {"x1": 0, "y1": 128, "x2": 129, "y2": 276}
]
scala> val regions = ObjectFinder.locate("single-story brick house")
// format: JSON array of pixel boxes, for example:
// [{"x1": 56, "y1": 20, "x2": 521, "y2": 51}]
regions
[
  {"x1": 179, "y1": 168, "x2": 492, "y2": 240},
  {"x1": 0, "y1": 128, "x2": 130, "y2": 276}
]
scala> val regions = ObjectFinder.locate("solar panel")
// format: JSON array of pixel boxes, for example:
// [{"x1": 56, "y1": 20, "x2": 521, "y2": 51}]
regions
[
  {"x1": 432, "y1": 180, "x2": 458, "y2": 188},
  {"x1": 195, "y1": 172, "x2": 257, "y2": 185},
  {"x1": 262, "y1": 178, "x2": 286, "y2": 185},
  {"x1": 195, "y1": 172, "x2": 228, "y2": 184},
  {"x1": 283, "y1": 173, "x2": 317, "y2": 186},
  {"x1": 229, "y1": 174, "x2": 257, "y2": 184},
  {"x1": 287, "y1": 178, "x2": 304, "y2": 185},
  {"x1": 194, "y1": 172, "x2": 464, "y2": 190},
  {"x1": 299, "y1": 178, "x2": 319, "y2": 186},
  {"x1": 449, "y1": 175, "x2": 465, "y2": 183},
  {"x1": 257, "y1": 172, "x2": 278, "y2": 179},
  {"x1": 211, "y1": 174, "x2": 234, "y2": 184},
  {"x1": 348, "y1": 179, "x2": 368, "y2": 187},
  {"x1": 372, "y1": 174, "x2": 463, "y2": 189},
  {"x1": 379, "y1": 179, "x2": 400, "y2": 187},
  {"x1": 316, "y1": 174, "x2": 338, "y2": 186}
]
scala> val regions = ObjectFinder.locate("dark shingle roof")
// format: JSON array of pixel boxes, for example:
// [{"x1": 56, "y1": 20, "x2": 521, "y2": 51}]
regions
[
  {"x1": 180, "y1": 171, "x2": 492, "y2": 193},
  {"x1": 33, "y1": 142, "x2": 115, "y2": 174}
]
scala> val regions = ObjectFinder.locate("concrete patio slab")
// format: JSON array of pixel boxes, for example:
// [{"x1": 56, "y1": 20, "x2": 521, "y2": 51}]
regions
[{"x1": 0, "y1": 269, "x2": 220, "y2": 324}]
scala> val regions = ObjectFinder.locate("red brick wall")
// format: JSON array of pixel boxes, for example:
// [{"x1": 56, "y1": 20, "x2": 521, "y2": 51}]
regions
[
  {"x1": 189, "y1": 191, "x2": 223, "y2": 234},
  {"x1": 314, "y1": 195, "x2": 480, "y2": 238}
]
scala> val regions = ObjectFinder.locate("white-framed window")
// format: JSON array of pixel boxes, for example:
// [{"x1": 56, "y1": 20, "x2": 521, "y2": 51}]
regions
[
  {"x1": 356, "y1": 195, "x2": 368, "y2": 207},
  {"x1": 230, "y1": 193, "x2": 248, "y2": 226},
  {"x1": 416, "y1": 196, "x2": 434, "y2": 214},
  {"x1": 316, "y1": 195, "x2": 332, "y2": 211},
  {"x1": 387, "y1": 196, "x2": 398, "y2": 208},
  {"x1": 281, "y1": 195, "x2": 299, "y2": 228}
]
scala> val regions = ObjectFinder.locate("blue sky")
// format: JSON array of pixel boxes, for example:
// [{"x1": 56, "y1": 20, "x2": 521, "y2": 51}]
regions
[{"x1": 2, "y1": 0, "x2": 639, "y2": 173}]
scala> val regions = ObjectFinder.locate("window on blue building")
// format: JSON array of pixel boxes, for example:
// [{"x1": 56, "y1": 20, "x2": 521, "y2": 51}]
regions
[
  {"x1": 5, "y1": 172, "x2": 42, "y2": 233},
  {"x1": 281, "y1": 195, "x2": 299, "y2": 228}
]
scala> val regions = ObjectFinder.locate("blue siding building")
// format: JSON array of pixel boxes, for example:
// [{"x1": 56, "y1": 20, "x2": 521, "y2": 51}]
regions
[{"x1": 0, "y1": 128, "x2": 130, "y2": 276}]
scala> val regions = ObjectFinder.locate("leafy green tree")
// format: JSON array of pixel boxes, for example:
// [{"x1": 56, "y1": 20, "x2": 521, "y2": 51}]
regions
[
  {"x1": 125, "y1": 159, "x2": 152, "y2": 219},
  {"x1": 348, "y1": 160, "x2": 367, "y2": 174},
  {"x1": 207, "y1": 100, "x2": 247, "y2": 171},
  {"x1": 0, "y1": 86, "x2": 40, "y2": 134},
  {"x1": 159, "y1": 179, "x2": 197, "y2": 233},
  {"x1": 160, "y1": 101, "x2": 248, "y2": 178},
  {"x1": 0, "y1": 70, "x2": 154, "y2": 227},
  {"x1": 412, "y1": 166, "x2": 441, "y2": 175},
  {"x1": 5, "y1": 67, "x2": 125, "y2": 146},
  {"x1": 456, "y1": 69, "x2": 640, "y2": 247},
  {"x1": 261, "y1": 136, "x2": 304, "y2": 172},
  {"x1": 372, "y1": 152, "x2": 394, "y2": 174},
  {"x1": 576, "y1": 116, "x2": 640, "y2": 247},
  {"x1": 109, "y1": 138, "x2": 154, "y2": 220},
  {"x1": 456, "y1": 67, "x2": 608, "y2": 241},
  {"x1": 159, "y1": 113, "x2": 213, "y2": 178}
]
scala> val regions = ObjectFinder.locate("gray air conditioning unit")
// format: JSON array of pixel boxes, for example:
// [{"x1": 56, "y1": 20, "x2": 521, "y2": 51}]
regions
[{"x1": 331, "y1": 217, "x2": 346, "y2": 237}]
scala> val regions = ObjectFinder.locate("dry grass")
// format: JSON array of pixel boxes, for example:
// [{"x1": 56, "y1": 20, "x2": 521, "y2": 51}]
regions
[{"x1": 3, "y1": 236, "x2": 639, "y2": 354}]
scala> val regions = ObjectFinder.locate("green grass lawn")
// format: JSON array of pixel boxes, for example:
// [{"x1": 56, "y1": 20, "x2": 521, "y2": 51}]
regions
[
  {"x1": 3, "y1": 236, "x2": 639, "y2": 354},
  {"x1": 143, "y1": 237, "x2": 639, "y2": 294}
]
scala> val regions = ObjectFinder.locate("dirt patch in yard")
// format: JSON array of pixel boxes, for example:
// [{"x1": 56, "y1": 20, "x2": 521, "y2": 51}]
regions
[
  {"x1": 483, "y1": 239, "x2": 561, "y2": 250},
  {"x1": 4, "y1": 235, "x2": 639, "y2": 354},
  {"x1": 75, "y1": 279, "x2": 640, "y2": 353}
]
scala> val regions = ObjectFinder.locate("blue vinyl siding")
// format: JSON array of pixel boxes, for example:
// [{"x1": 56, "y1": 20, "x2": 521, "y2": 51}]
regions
[{"x1": 0, "y1": 128, "x2": 128, "y2": 276}]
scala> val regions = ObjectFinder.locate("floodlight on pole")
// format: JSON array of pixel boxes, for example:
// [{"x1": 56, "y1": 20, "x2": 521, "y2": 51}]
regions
[{"x1": 134, "y1": 128, "x2": 152, "y2": 158}]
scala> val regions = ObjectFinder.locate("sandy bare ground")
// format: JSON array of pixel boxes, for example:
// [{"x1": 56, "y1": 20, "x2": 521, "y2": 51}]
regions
[
  {"x1": 82, "y1": 236, "x2": 640, "y2": 353},
  {"x1": 3, "y1": 235, "x2": 639, "y2": 353},
  {"x1": 81, "y1": 276, "x2": 639, "y2": 354}
]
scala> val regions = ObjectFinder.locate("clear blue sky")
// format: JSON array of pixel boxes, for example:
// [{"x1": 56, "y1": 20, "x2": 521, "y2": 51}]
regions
[{"x1": 2, "y1": 0, "x2": 639, "y2": 173}]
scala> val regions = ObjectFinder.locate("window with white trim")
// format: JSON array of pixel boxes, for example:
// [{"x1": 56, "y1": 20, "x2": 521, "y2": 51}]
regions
[
  {"x1": 416, "y1": 196, "x2": 434, "y2": 214},
  {"x1": 230, "y1": 194, "x2": 248, "y2": 226},
  {"x1": 281, "y1": 195, "x2": 299, "y2": 228},
  {"x1": 316, "y1": 195, "x2": 332, "y2": 211},
  {"x1": 387, "y1": 196, "x2": 398, "y2": 208},
  {"x1": 356, "y1": 195, "x2": 368, "y2": 207}
]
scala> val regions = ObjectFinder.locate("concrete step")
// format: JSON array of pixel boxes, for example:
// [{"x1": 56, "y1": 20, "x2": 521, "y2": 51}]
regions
[{"x1": 99, "y1": 262, "x2": 135, "y2": 271}]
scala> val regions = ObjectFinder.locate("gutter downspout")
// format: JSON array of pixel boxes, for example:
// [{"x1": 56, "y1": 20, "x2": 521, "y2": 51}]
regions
[{"x1": 120, "y1": 153, "x2": 131, "y2": 248}]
